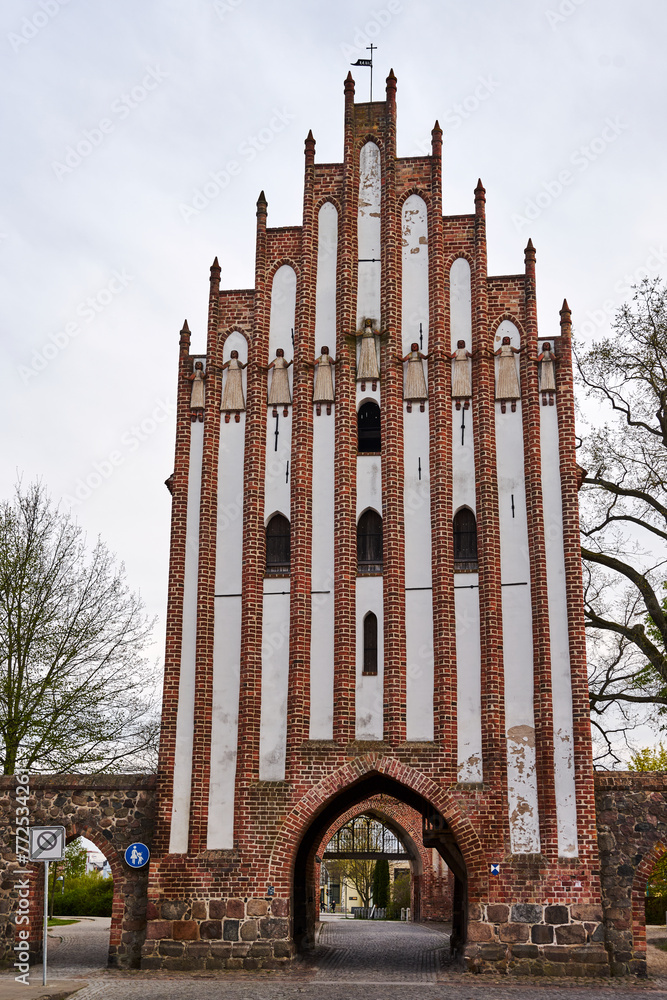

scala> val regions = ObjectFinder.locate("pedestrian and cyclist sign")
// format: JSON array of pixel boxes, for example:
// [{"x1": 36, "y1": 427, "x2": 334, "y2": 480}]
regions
[{"x1": 125, "y1": 842, "x2": 150, "y2": 868}]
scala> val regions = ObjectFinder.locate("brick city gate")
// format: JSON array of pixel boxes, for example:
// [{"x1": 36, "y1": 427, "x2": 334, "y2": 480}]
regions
[{"x1": 4, "y1": 72, "x2": 667, "y2": 980}]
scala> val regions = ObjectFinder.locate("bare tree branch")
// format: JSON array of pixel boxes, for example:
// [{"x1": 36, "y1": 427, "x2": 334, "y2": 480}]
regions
[{"x1": 0, "y1": 482, "x2": 159, "y2": 774}]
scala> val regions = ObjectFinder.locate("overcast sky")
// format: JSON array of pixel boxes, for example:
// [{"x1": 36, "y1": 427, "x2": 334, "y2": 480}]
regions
[{"x1": 1, "y1": 0, "x2": 665, "y2": 682}]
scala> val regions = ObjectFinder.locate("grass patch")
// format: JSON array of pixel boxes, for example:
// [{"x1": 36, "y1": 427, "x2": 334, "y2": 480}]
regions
[{"x1": 48, "y1": 917, "x2": 80, "y2": 927}]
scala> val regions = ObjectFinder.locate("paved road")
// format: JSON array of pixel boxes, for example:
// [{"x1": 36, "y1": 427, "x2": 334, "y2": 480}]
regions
[
  {"x1": 4, "y1": 918, "x2": 667, "y2": 1000},
  {"x1": 313, "y1": 916, "x2": 450, "y2": 981},
  {"x1": 47, "y1": 916, "x2": 111, "y2": 977}
]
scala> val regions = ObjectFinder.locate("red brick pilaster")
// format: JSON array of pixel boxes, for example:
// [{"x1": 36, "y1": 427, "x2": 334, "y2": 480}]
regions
[
  {"x1": 333, "y1": 73, "x2": 358, "y2": 744},
  {"x1": 556, "y1": 300, "x2": 598, "y2": 863},
  {"x1": 187, "y1": 259, "x2": 222, "y2": 852},
  {"x1": 521, "y1": 241, "x2": 558, "y2": 860},
  {"x1": 287, "y1": 133, "x2": 317, "y2": 760},
  {"x1": 430, "y1": 122, "x2": 456, "y2": 766},
  {"x1": 381, "y1": 70, "x2": 406, "y2": 744},
  {"x1": 236, "y1": 194, "x2": 269, "y2": 798},
  {"x1": 472, "y1": 181, "x2": 507, "y2": 811},
  {"x1": 153, "y1": 319, "x2": 194, "y2": 858}
]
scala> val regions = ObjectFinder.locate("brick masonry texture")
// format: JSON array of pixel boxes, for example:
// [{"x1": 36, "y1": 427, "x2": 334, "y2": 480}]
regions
[{"x1": 3, "y1": 771, "x2": 666, "y2": 975}]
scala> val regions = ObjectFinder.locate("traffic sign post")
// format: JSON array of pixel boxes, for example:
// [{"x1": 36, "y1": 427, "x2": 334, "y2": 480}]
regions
[{"x1": 29, "y1": 827, "x2": 66, "y2": 986}]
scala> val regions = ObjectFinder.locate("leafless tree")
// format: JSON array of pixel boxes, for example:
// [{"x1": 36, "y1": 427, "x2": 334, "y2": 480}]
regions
[
  {"x1": 575, "y1": 278, "x2": 667, "y2": 764},
  {"x1": 0, "y1": 481, "x2": 159, "y2": 774}
]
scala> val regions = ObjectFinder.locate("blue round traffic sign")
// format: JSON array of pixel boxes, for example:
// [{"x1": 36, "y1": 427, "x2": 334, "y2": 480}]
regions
[{"x1": 124, "y1": 843, "x2": 150, "y2": 868}]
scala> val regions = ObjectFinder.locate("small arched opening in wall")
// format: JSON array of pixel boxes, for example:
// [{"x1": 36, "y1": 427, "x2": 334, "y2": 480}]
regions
[
  {"x1": 27, "y1": 826, "x2": 148, "y2": 971},
  {"x1": 632, "y1": 840, "x2": 667, "y2": 978},
  {"x1": 291, "y1": 772, "x2": 467, "y2": 964}
]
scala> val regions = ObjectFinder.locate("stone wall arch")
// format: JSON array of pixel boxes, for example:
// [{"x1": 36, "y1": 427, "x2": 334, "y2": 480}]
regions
[
  {"x1": 0, "y1": 775, "x2": 155, "y2": 969},
  {"x1": 269, "y1": 754, "x2": 485, "y2": 890}
]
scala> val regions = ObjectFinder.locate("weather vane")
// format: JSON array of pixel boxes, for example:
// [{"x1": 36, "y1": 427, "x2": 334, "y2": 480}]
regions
[{"x1": 351, "y1": 44, "x2": 376, "y2": 102}]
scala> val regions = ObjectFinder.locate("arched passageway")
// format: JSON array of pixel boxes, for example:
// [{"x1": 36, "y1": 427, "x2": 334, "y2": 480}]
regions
[
  {"x1": 0, "y1": 774, "x2": 154, "y2": 970},
  {"x1": 292, "y1": 772, "x2": 467, "y2": 961},
  {"x1": 314, "y1": 795, "x2": 454, "y2": 924}
]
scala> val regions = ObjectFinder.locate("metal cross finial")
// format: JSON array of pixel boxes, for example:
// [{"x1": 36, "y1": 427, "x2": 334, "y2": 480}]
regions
[{"x1": 367, "y1": 44, "x2": 376, "y2": 101}]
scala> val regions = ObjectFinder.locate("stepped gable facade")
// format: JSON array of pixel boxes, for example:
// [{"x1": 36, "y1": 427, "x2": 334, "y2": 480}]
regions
[{"x1": 148, "y1": 70, "x2": 601, "y2": 973}]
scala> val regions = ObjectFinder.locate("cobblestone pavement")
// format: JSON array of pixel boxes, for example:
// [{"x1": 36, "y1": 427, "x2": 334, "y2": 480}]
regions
[
  {"x1": 46, "y1": 916, "x2": 111, "y2": 977},
  {"x1": 312, "y1": 917, "x2": 450, "y2": 981},
  {"x1": 5, "y1": 919, "x2": 667, "y2": 1000}
]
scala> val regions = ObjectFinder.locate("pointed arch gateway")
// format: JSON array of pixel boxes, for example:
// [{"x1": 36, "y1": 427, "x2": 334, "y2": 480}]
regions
[{"x1": 270, "y1": 756, "x2": 484, "y2": 960}]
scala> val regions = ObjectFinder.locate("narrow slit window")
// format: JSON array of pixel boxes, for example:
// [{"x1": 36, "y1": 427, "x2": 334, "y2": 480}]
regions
[
  {"x1": 357, "y1": 509, "x2": 383, "y2": 575},
  {"x1": 363, "y1": 612, "x2": 378, "y2": 675},
  {"x1": 266, "y1": 513, "x2": 290, "y2": 576},
  {"x1": 357, "y1": 401, "x2": 381, "y2": 454},
  {"x1": 453, "y1": 507, "x2": 478, "y2": 572}
]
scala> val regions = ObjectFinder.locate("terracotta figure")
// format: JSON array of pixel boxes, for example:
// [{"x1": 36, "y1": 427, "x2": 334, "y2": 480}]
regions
[
  {"x1": 537, "y1": 342, "x2": 557, "y2": 406},
  {"x1": 398, "y1": 343, "x2": 430, "y2": 412},
  {"x1": 220, "y1": 350, "x2": 248, "y2": 423},
  {"x1": 355, "y1": 319, "x2": 380, "y2": 390},
  {"x1": 308, "y1": 346, "x2": 337, "y2": 415},
  {"x1": 494, "y1": 336, "x2": 522, "y2": 413},
  {"x1": 449, "y1": 340, "x2": 474, "y2": 409},
  {"x1": 187, "y1": 361, "x2": 206, "y2": 423},
  {"x1": 266, "y1": 348, "x2": 293, "y2": 417}
]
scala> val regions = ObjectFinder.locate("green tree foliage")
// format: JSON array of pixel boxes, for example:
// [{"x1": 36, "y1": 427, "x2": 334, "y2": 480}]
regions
[
  {"x1": 575, "y1": 279, "x2": 667, "y2": 763},
  {"x1": 325, "y1": 858, "x2": 375, "y2": 908},
  {"x1": 387, "y1": 871, "x2": 411, "y2": 919},
  {"x1": 0, "y1": 482, "x2": 159, "y2": 774},
  {"x1": 49, "y1": 838, "x2": 90, "y2": 917},
  {"x1": 629, "y1": 745, "x2": 667, "y2": 771},
  {"x1": 372, "y1": 859, "x2": 390, "y2": 908},
  {"x1": 52, "y1": 872, "x2": 113, "y2": 917}
]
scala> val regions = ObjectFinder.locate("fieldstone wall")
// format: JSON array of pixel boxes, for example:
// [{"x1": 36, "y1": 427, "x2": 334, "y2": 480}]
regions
[
  {"x1": 0, "y1": 774, "x2": 155, "y2": 970},
  {"x1": 141, "y1": 895, "x2": 291, "y2": 970},
  {"x1": 466, "y1": 900, "x2": 607, "y2": 975},
  {"x1": 595, "y1": 770, "x2": 667, "y2": 976}
]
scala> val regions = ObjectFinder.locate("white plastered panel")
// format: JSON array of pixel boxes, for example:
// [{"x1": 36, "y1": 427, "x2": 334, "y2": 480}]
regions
[
  {"x1": 495, "y1": 320, "x2": 541, "y2": 854},
  {"x1": 450, "y1": 258, "x2": 482, "y2": 781},
  {"x1": 207, "y1": 332, "x2": 247, "y2": 849},
  {"x1": 310, "y1": 203, "x2": 338, "y2": 739},
  {"x1": 541, "y1": 401, "x2": 579, "y2": 856},
  {"x1": 356, "y1": 142, "x2": 381, "y2": 327},
  {"x1": 259, "y1": 266, "x2": 296, "y2": 781},
  {"x1": 169, "y1": 416, "x2": 204, "y2": 853},
  {"x1": 402, "y1": 195, "x2": 433, "y2": 740}
]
